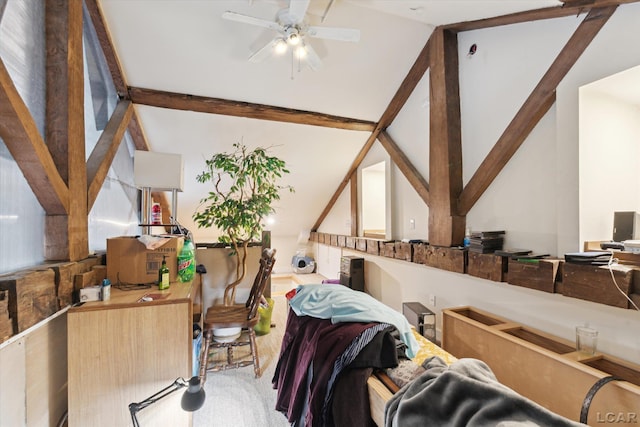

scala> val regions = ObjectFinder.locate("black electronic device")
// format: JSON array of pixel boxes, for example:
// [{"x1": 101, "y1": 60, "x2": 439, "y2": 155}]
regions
[
  {"x1": 613, "y1": 211, "x2": 640, "y2": 242},
  {"x1": 339, "y1": 256, "x2": 364, "y2": 292}
]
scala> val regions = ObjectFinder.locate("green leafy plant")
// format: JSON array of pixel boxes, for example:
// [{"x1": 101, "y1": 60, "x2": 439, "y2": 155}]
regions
[{"x1": 193, "y1": 142, "x2": 293, "y2": 306}]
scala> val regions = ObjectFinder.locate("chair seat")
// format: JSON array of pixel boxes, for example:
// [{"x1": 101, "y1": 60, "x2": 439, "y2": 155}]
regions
[{"x1": 204, "y1": 305, "x2": 259, "y2": 329}]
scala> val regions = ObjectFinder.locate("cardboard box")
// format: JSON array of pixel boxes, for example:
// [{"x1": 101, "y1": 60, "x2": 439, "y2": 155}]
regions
[{"x1": 107, "y1": 236, "x2": 183, "y2": 285}]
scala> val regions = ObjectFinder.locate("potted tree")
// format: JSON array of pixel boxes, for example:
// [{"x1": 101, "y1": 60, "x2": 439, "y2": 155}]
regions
[{"x1": 193, "y1": 142, "x2": 292, "y2": 306}]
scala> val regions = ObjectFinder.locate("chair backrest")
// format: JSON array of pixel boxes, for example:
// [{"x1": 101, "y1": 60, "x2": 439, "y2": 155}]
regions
[{"x1": 245, "y1": 248, "x2": 277, "y2": 320}]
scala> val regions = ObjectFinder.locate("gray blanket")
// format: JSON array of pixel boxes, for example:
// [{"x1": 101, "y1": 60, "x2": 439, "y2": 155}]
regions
[{"x1": 385, "y1": 356, "x2": 587, "y2": 427}]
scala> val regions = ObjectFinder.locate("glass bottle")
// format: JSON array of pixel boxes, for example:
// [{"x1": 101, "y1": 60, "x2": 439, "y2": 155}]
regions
[{"x1": 158, "y1": 255, "x2": 170, "y2": 290}]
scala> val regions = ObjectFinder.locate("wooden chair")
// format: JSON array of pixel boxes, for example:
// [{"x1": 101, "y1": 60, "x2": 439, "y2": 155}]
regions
[{"x1": 198, "y1": 248, "x2": 276, "y2": 379}]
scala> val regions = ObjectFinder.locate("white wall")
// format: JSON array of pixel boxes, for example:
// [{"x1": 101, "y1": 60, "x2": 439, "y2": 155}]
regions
[{"x1": 315, "y1": 3, "x2": 640, "y2": 364}]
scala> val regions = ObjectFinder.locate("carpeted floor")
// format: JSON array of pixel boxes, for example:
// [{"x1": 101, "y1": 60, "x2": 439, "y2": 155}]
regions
[{"x1": 193, "y1": 276, "x2": 308, "y2": 427}]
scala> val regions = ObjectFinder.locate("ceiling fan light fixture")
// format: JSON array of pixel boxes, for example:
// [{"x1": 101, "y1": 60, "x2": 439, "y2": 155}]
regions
[
  {"x1": 295, "y1": 45, "x2": 307, "y2": 59},
  {"x1": 274, "y1": 38, "x2": 288, "y2": 55},
  {"x1": 285, "y1": 27, "x2": 301, "y2": 45}
]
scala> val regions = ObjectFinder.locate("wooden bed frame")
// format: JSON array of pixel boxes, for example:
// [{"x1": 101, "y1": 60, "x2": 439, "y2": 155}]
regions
[{"x1": 367, "y1": 372, "x2": 398, "y2": 427}]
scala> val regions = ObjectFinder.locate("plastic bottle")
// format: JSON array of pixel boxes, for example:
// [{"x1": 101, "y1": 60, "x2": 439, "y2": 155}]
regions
[
  {"x1": 101, "y1": 278, "x2": 111, "y2": 301},
  {"x1": 463, "y1": 227, "x2": 471, "y2": 248},
  {"x1": 151, "y1": 203, "x2": 162, "y2": 225},
  {"x1": 158, "y1": 255, "x2": 170, "y2": 290},
  {"x1": 177, "y1": 239, "x2": 196, "y2": 283}
]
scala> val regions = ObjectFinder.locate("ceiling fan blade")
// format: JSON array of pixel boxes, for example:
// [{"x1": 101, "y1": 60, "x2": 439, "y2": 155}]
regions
[
  {"x1": 300, "y1": 41, "x2": 322, "y2": 71},
  {"x1": 248, "y1": 38, "x2": 280, "y2": 63},
  {"x1": 307, "y1": 26, "x2": 360, "y2": 42},
  {"x1": 288, "y1": 0, "x2": 310, "y2": 24},
  {"x1": 222, "y1": 11, "x2": 281, "y2": 31}
]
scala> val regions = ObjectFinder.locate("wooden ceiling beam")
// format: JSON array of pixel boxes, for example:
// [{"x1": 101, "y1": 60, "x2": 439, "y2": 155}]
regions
[
  {"x1": 378, "y1": 36, "x2": 432, "y2": 130},
  {"x1": 378, "y1": 131, "x2": 430, "y2": 206},
  {"x1": 443, "y1": 0, "x2": 636, "y2": 32},
  {"x1": 128, "y1": 86, "x2": 376, "y2": 132},
  {"x1": 0, "y1": 57, "x2": 69, "y2": 215},
  {"x1": 87, "y1": 100, "x2": 134, "y2": 210},
  {"x1": 85, "y1": 0, "x2": 126, "y2": 97},
  {"x1": 458, "y1": 6, "x2": 617, "y2": 216}
]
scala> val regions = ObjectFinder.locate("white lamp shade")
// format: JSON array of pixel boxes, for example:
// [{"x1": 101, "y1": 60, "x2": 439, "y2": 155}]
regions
[{"x1": 134, "y1": 150, "x2": 184, "y2": 191}]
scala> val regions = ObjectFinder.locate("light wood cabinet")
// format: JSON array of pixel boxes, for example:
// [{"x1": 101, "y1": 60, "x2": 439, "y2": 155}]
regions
[{"x1": 67, "y1": 282, "x2": 195, "y2": 426}]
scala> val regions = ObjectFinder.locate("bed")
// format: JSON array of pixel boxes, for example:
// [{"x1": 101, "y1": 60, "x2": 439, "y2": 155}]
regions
[{"x1": 272, "y1": 284, "x2": 586, "y2": 427}]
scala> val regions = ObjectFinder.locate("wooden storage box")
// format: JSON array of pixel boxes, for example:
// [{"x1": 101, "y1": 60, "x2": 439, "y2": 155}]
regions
[
  {"x1": 344, "y1": 236, "x2": 357, "y2": 249},
  {"x1": 562, "y1": 263, "x2": 635, "y2": 308},
  {"x1": 45, "y1": 256, "x2": 103, "y2": 308},
  {"x1": 467, "y1": 252, "x2": 506, "y2": 282},
  {"x1": 0, "y1": 269, "x2": 58, "y2": 333},
  {"x1": 394, "y1": 242, "x2": 412, "y2": 262},
  {"x1": 424, "y1": 246, "x2": 467, "y2": 274},
  {"x1": 412, "y1": 243, "x2": 428, "y2": 264},
  {"x1": 330, "y1": 234, "x2": 338, "y2": 246},
  {"x1": 0, "y1": 290, "x2": 13, "y2": 342},
  {"x1": 380, "y1": 241, "x2": 395, "y2": 258},
  {"x1": 356, "y1": 238, "x2": 368, "y2": 252},
  {"x1": 507, "y1": 259, "x2": 561, "y2": 293},
  {"x1": 366, "y1": 239, "x2": 380, "y2": 255},
  {"x1": 337, "y1": 235, "x2": 346, "y2": 248}
]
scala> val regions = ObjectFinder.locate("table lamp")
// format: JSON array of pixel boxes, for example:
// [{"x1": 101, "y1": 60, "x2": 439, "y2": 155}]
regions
[{"x1": 129, "y1": 376, "x2": 205, "y2": 426}]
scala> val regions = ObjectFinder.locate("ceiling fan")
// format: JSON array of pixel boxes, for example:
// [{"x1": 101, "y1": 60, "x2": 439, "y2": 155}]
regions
[{"x1": 222, "y1": 0, "x2": 360, "y2": 71}]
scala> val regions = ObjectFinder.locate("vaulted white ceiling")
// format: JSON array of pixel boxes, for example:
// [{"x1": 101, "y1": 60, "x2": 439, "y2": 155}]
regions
[{"x1": 98, "y1": 0, "x2": 564, "y2": 241}]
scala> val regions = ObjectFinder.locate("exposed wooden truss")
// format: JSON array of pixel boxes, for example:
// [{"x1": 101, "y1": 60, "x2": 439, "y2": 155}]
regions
[
  {"x1": 1, "y1": 0, "x2": 637, "y2": 261},
  {"x1": 128, "y1": 87, "x2": 376, "y2": 132},
  {"x1": 0, "y1": 57, "x2": 69, "y2": 215}
]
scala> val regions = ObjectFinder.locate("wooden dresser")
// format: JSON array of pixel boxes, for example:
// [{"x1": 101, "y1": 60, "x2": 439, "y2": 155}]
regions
[{"x1": 67, "y1": 281, "x2": 197, "y2": 427}]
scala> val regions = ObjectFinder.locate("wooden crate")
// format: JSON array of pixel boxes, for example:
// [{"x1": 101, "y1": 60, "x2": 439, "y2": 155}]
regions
[
  {"x1": 394, "y1": 242, "x2": 412, "y2": 262},
  {"x1": 0, "y1": 290, "x2": 13, "y2": 342},
  {"x1": 366, "y1": 239, "x2": 380, "y2": 256},
  {"x1": 467, "y1": 252, "x2": 506, "y2": 282},
  {"x1": 337, "y1": 235, "x2": 346, "y2": 248},
  {"x1": 45, "y1": 256, "x2": 104, "y2": 308},
  {"x1": 507, "y1": 259, "x2": 561, "y2": 293},
  {"x1": 345, "y1": 236, "x2": 357, "y2": 249},
  {"x1": 424, "y1": 246, "x2": 467, "y2": 274},
  {"x1": 380, "y1": 241, "x2": 395, "y2": 258},
  {"x1": 0, "y1": 269, "x2": 58, "y2": 333},
  {"x1": 330, "y1": 234, "x2": 338, "y2": 246},
  {"x1": 412, "y1": 243, "x2": 428, "y2": 264},
  {"x1": 356, "y1": 238, "x2": 368, "y2": 252},
  {"x1": 92, "y1": 265, "x2": 107, "y2": 284},
  {"x1": 562, "y1": 263, "x2": 635, "y2": 308}
]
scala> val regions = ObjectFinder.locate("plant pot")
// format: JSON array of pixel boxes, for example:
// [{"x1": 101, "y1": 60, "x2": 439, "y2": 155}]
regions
[{"x1": 213, "y1": 326, "x2": 242, "y2": 343}]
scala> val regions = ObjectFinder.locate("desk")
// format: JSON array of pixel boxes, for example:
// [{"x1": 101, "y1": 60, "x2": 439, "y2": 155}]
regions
[{"x1": 67, "y1": 282, "x2": 195, "y2": 426}]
